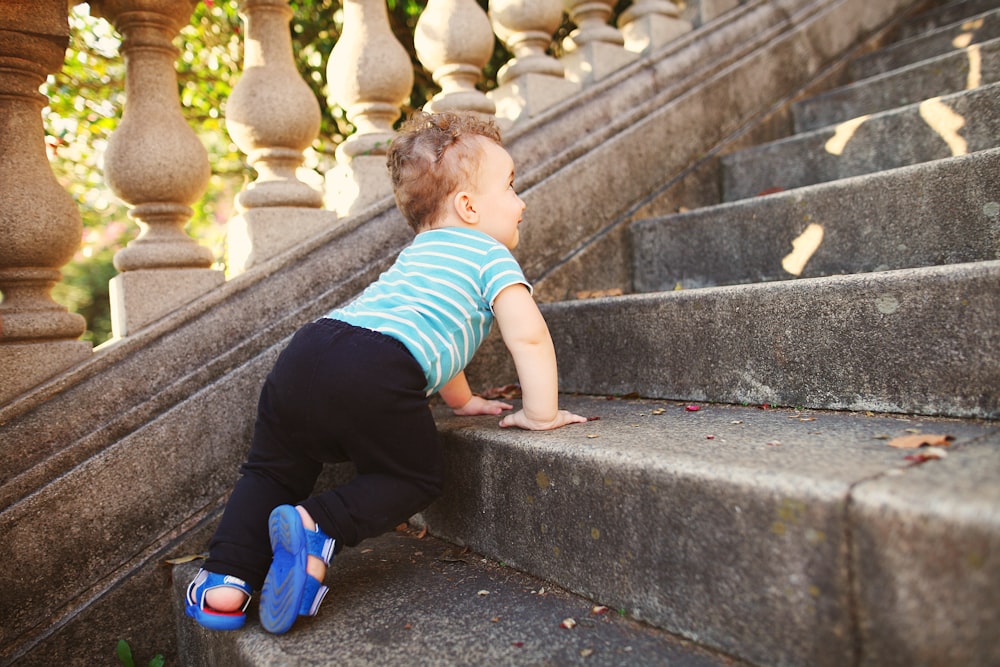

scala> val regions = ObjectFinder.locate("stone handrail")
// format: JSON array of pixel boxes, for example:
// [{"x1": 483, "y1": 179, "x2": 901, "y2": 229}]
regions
[{"x1": 0, "y1": 0, "x2": 710, "y2": 405}]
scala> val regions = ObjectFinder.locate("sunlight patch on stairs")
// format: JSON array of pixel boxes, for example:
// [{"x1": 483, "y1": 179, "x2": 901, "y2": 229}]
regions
[
  {"x1": 782, "y1": 223, "x2": 825, "y2": 276},
  {"x1": 824, "y1": 114, "x2": 869, "y2": 155},
  {"x1": 918, "y1": 97, "x2": 968, "y2": 156},
  {"x1": 966, "y1": 43, "x2": 982, "y2": 89}
]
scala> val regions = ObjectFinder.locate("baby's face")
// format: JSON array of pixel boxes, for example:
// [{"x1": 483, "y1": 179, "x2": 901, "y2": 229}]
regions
[{"x1": 469, "y1": 140, "x2": 526, "y2": 250}]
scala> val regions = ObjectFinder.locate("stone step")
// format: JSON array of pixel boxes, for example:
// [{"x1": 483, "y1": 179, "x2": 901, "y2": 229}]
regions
[
  {"x1": 635, "y1": 148, "x2": 1000, "y2": 289},
  {"x1": 174, "y1": 530, "x2": 744, "y2": 666},
  {"x1": 899, "y1": 0, "x2": 1000, "y2": 40},
  {"x1": 793, "y1": 35, "x2": 1000, "y2": 132},
  {"x1": 721, "y1": 82, "x2": 1000, "y2": 201},
  {"x1": 549, "y1": 261, "x2": 1000, "y2": 418},
  {"x1": 421, "y1": 396, "x2": 1000, "y2": 667},
  {"x1": 852, "y1": 7, "x2": 1000, "y2": 80}
]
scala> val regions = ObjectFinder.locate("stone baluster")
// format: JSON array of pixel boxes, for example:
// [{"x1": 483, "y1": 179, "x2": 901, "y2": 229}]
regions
[
  {"x1": 617, "y1": 0, "x2": 692, "y2": 54},
  {"x1": 225, "y1": 0, "x2": 328, "y2": 274},
  {"x1": 90, "y1": 0, "x2": 223, "y2": 337},
  {"x1": 561, "y1": 0, "x2": 638, "y2": 85},
  {"x1": 487, "y1": 0, "x2": 580, "y2": 128},
  {"x1": 414, "y1": 0, "x2": 495, "y2": 116},
  {"x1": 324, "y1": 0, "x2": 413, "y2": 217},
  {"x1": 0, "y1": 2, "x2": 92, "y2": 405}
]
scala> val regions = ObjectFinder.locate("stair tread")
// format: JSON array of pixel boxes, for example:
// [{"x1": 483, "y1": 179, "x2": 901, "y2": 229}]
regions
[
  {"x1": 550, "y1": 261, "x2": 1000, "y2": 418},
  {"x1": 899, "y1": 0, "x2": 1000, "y2": 40},
  {"x1": 721, "y1": 82, "x2": 1000, "y2": 200},
  {"x1": 635, "y1": 148, "x2": 1000, "y2": 291},
  {"x1": 851, "y1": 6, "x2": 1000, "y2": 80},
  {"x1": 174, "y1": 530, "x2": 742, "y2": 667},
  {"x1": 793, "y1": 34, "x2": 1000, "y2": 132},
  {"x1": 422, "y1": 396, "x2": 1000, "y2": 667}
]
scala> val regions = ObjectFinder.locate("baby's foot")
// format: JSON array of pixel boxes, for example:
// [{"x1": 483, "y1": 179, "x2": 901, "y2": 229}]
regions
[
  {"x1": 205, "y1": 583, "x2": 250, "y2": 612},
  {"x1": 185, "y1": 569, "x2": 252, "y2": 631}
]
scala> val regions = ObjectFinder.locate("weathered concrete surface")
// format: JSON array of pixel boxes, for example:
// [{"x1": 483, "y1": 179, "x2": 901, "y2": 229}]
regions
[
  {"x1": 852, "y1": 442, "x2": 1000, "y2": 667},
  {"x1": 794, "y1": 36, "x2": 1000, "y2": 131},
  {"x1": 633, "y1": 148, "x2": 1000, "y2": 289},
  {"x1": 721, "y1": 83, "x2": 1000, "y2": 201},
  {"x1": 424, "y1": 396, "x2": 1000, "y2": 667},
  {"x1": 545, "y1": 262, "x2": 1000, "y2": 418},
  {"x1": 899, "y1": 0, "x2": 1000, "y2": 40},
  {"x1": 851, "y1": 6, "x2": 1000, "y2": 79},
  {"x1": 174, "y1": 530, "x2": 745, "y2": 667},
  {"x1": 0, "y1": 1, "x2": 951, "y2": 664}
]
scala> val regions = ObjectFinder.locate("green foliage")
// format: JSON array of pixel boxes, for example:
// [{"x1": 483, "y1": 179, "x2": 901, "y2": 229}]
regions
[
  {"x1": 43, "y1": 0, "x2": 584, "y2": 345},
  {"x1": 115, "y1": 639, "x2": 164, "y2": 667}
]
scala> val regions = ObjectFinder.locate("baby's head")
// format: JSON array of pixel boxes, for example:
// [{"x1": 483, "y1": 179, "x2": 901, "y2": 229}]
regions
[{"x1": 387, "y1": 111, "x2": 504, "y2": 233}]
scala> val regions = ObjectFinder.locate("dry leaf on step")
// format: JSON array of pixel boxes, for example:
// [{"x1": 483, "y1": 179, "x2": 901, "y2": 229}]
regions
[{"x1": 887, "y1": 433, "x2": 954, "y2": 449}]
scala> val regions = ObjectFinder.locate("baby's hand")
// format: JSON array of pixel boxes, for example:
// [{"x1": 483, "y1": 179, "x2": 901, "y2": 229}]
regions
[
  {"x1": 453, "y1": 395, "x2": 513, "y2": 417},
  {"x1": 499, "y1": 409, "x2": 589, "y2": 431}
]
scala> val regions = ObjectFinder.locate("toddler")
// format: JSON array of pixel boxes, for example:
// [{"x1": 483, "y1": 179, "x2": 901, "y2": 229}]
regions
[{"x1": 185, "y1": 111, "x2": 587, "y2": 634}]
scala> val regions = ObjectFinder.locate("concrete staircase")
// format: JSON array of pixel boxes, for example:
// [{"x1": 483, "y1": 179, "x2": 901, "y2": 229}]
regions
[{"x1": 175, "y1": 1, "x2": 999, "y2": 666}]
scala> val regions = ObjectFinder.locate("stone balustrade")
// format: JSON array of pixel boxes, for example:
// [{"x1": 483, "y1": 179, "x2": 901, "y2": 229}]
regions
[{"x1": 0, "y1": 0, "x2": 706, "y2": 405}]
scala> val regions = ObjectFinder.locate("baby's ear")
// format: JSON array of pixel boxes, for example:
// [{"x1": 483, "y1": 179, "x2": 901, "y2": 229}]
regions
[{"x1": 454, "y1": 190, "x2": 478, "y2": 224}]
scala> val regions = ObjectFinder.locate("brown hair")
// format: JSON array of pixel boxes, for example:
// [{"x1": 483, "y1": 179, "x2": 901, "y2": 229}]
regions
[{"x1": 387, "y1": 111, "x2": 503, "y2": 232}]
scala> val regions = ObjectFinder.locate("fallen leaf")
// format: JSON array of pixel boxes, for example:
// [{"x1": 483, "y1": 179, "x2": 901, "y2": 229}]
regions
[
  {"x1": 586, "y1": 434, "x2": 599, "y2": 439},
  {"x1": 587, "y1": 415, "x2": 601, "y2": 421},
  {"x1": 560, "y1": 618, "x2": 577, "y2": 629},
  {"x1": 477, "y1": 590, "x2": 490, "y2": 596},
  {"x1": 163, "y1": 553, "x2": 206, "y2": 565},
  {"x1": 706, "y1": 435, "x2": 715, "y2": 440},
  {"x1": 591, "y1": 605, "x2": 609, "y2": 615},
  {"x1": 580, "y1": 648, "x2": 594, "y2": 657},
  {"x1": 887, "y1": 433, "x2": 955, "y2": 449},
  {"x1": 512, "y1": 641, "x2": 525, "y2": 648},
  {"x1": 651, "y1": 408, "x2": 665, "y2": 415},
  {"x1": 491, "y1": 616, "x2": 501, "y2": 623},
  {"x1": 404, "y1": 623, "x2": 412, "y2": 630},
  {"x1": 395, "y1": 523, "x2": 409, "y2": 532},
  {"x1": 481, "y1": 383, "x2": 522, "y2": 399},
  {"x1": 766, "y1": 440, "x2": 782, "y2": 446},
  {"x1": 575, "y1": 288, "x2": 624, "y2": 300},
  {"x1": 437, "y1": 547, "x2": 469, "y2": 563},
  {"x1": 758, "y1": 186, "x2": 784, "y2": 196},
  {"x1": 415, "y1": 525, "x2": 428, "y2": 539},
  {"x1": 685, "y1": 405, "x2": 701, "y2": 412}
]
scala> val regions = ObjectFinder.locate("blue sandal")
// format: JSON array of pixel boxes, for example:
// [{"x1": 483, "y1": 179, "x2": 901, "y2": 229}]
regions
[
  {"x1": 185, "y1": 568, "x2": 252, "y2": 631},
  {"x1": 259, "y1": 505, "x2": 336, "y2": 634}
]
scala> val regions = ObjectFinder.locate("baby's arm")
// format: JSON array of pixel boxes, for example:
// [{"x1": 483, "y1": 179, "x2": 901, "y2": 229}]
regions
[
  {"x1": 492, "y1": 284, "x2": 588, "y2": 430},
  {"x1": 439, "y1": 371, "x2": 513, "y2": 416}
]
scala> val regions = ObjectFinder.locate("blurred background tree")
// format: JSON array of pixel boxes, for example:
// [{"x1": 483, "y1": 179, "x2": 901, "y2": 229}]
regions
[{"x1": 43, "y1": 0, "x2": 613, "y2": 345}]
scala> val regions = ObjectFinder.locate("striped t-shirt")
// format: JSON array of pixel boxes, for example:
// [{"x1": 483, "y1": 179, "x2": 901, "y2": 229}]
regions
[{"x1": 328, "y1": 227, "x2": 530, "y2": 395}]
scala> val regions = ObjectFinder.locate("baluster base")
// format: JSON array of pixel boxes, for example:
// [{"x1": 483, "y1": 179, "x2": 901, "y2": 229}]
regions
[
  {"x1": 0, "y1": 340, "x2": 92, "y2": 406},
  {"x1": 620, "y1": 14, "x2": 693, "y2": 55},
  {"x1": 324, "y1": 155, "x2": 394, "y2": 219},
  {"x1": 489, "y1": 73, "x2": 581, "y2": 128},
  {"x1": 109, "y1": 268, "x2": 224, "y2": 338},
  {"x1": 228, "y1": 208, "x2": 338, "y2": 275},
  {"x1": 561, "y1": 41, "x2": 640, "y2": 86}
]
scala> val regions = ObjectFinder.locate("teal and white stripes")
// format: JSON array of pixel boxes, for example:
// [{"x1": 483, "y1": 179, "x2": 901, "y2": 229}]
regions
[{"x1": 328, "y1": 227, "x2": 529, "y2": 395}]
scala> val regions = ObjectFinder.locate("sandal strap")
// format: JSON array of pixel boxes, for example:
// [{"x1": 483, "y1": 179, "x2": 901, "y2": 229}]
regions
[
  {"x1": 306, "y1": 527, "x2": 335, "y2": 566},
  {"x1": 298, "y1": 574, "x2": 329, "y2": 617}
]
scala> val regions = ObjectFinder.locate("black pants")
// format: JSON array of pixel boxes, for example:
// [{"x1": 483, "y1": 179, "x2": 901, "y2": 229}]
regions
[{"x1": 205, "y1": 318, "x2": 444, "y2": 588}]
